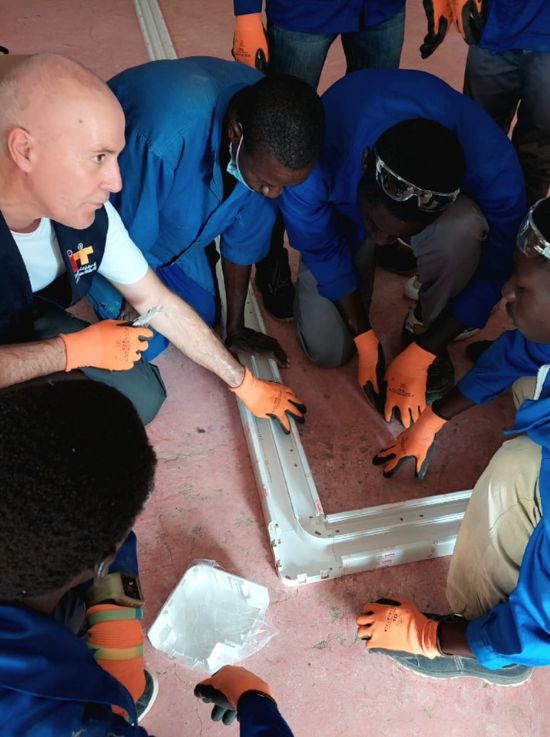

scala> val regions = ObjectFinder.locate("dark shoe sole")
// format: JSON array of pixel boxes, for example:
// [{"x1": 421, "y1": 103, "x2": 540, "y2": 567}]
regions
[
  {"x1": 254, "y1": 277, "x2": 295, "y2": 321},
  {"x1": 137, "y1": 670, "x2": 159, "y2": 722},
  {"x1": 377, "y1": 241, "x2": 417, "y2": 276},
  {"x1": 426, "y1": 351, "x2": 455, "y2": 404}
]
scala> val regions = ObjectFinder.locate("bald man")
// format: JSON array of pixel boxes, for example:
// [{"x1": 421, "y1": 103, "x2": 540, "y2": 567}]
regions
[{"x1": 0, "y1": 53, "x2": 305, "y2": 431}]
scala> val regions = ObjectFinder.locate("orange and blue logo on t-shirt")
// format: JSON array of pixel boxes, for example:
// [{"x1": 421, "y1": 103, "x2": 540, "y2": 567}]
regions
[{"x1": 67, "y1": 243, "x2": 97, "y2": 283}]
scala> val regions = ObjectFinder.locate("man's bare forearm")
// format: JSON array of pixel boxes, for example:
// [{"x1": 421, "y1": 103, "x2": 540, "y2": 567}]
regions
[
  {"x1": 119, "y1": 269, "x2": 245, "y2": 388},
  {"x1": 0, "y1": 337, "x2": 67, "y2": 388},
  {"x1": 152, "y1": 293, "x2": 244, "y2": 386}
]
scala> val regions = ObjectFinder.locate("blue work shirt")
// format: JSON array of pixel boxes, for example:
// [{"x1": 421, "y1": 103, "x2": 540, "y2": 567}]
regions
[
  {"x1": 480, "y1": 0, "x2": 550, "y2": 54},
  {"x1": 106, "y1": 57, "x2": 277, "y2": 305},
  {"x1": 0, "y1": 530, "x2": 295, "y2": 736},
  {"x1": 233, "y1": 0, "x2": 404, "y2": 33},
  {"x1": 458, "y1": 329, "x2": 550, "y2": 667},
  {"x1": 0, "y1": 605, "x2": 295, "y2": 736},
  {"x1": 280, "y1": 69, "x2": 526, "y2": 329}
]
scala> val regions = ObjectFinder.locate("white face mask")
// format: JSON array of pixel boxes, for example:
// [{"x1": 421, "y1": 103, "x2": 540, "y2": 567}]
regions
[{"x1": 227, "y1": 133, "x2": 255, "y2": 192}]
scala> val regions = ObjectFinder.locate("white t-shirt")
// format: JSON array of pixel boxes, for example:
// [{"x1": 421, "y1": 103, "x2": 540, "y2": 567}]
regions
[{"x1": 11, "y1": 201, "x2": 149, "y2": 292}]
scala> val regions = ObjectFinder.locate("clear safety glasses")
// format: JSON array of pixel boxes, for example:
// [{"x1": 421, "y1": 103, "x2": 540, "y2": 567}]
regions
[
  {"x1": 516, "y1": 200, "x2": 550, "y2": 260},
  {"x1": 374, "y1": 151, "x2": 460, "y2": 212}
]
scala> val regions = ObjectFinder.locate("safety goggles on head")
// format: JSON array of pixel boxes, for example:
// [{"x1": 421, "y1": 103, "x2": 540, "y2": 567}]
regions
[
  {"x1": 516, "y1": 199, "x2": 550, "y2": 260},
  {"x1": 374, "y1": 151, "x2": 460, "y2": 212}
]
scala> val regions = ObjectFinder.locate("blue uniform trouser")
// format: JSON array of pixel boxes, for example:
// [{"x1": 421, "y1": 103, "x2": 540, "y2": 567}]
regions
[
  {"x1": 266, "y1": 7, "x2": 405, "y2": 89},
  {"x1": 464, "y1": 46, "x2": 550, "y2": 204}
]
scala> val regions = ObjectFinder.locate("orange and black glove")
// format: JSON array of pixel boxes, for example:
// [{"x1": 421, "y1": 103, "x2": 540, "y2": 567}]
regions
[
  {"x1": 357, "y1": 597, "x2": 441, "y2": 659},
  {"x1": 354, "y1": 329, "x2": 385, "y2": 410},
  {"x1": 232, "y1": 13, "x2": 269, "y2": 71},
  {"x1": 384, "y1": 343, "x2": 436, "y2": 428},
  {"x1": 231, "y1": 367, "x2": 306, "y2": 433},
  {"x1": 194, "y1": 665, "x2": 275, "y2": 725},
  {"x1": 451, "y1": 0, "x2": 486, "y2": 45},
  {"x1": 373, "y1": 405, "x2": 447, "y2": 479},
  {"x1": 61, "y1": 320, "x2": 152, "y2": 372},
  {"x1": 420, "y1": 0, "x2": 453, "y2": 58}
]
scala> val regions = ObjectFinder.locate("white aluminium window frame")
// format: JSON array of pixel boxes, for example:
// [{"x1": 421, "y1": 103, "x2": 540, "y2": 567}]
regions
[
  {"x1": 235, "y1": 293, "x2": 470, "y2": 586},
  {"x1": 134, "y1": 0, "x2": 470, "y2": 586}
]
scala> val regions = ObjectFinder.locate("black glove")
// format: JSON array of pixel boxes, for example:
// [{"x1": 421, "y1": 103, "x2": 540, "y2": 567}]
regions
[
  {"x1": 452, "y1": 0, "x2": 487, "y2": 45},
  {"x1": 420, "y1": 0, "x2": 452, "y2": 59},
  {"x1": 194, "y1": 666, "x2": 275, "y2": 726},
  {"x1": 194, "y1": 682, "x2": 238, "y2": 726},
  {"x1": 255, "y1": 48, "x2": 268, "y2": 72}
]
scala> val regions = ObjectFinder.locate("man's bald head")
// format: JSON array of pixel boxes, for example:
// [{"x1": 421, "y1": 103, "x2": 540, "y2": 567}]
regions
[
  {"x1": 0, "y1": 54, "x2": 125, "y2": 230},
  {"x1": 0, "y1": 53, "x2": 120, "y2": 137}
]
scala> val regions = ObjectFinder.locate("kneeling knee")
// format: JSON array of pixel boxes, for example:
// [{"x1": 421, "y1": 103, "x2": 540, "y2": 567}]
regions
[{"x1": 297, "y1": 329, "x2": 354, "y2": 368}]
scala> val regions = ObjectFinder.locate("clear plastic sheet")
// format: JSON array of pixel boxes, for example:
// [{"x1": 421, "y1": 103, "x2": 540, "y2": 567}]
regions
[{"x1": 148, "y1": 560, "x2": 276, "y2": 673}]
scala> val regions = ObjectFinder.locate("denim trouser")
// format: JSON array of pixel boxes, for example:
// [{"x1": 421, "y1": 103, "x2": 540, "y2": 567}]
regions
[
  {"x1": 259, "y1": 9, "x2": 405, "y2": 273},
  {"x1": 464, "y1": 46, "x2": 550, "y2": 205},
  {"x1": 266, "y1": 8, "x2": 405, "y2": 89}
]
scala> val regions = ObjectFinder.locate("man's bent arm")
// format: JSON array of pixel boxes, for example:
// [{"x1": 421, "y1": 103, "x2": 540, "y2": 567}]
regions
[
  {"x1": 222, "y1": 257, "x2": 252, "y2": 336},
  {"x1": 336, "y1": 289, "x2": 371, "y2": 337},
  {"x1": 116, "y1": 268, "x2": 245, "y2": 387},
  {"x1": 0, "y1": 338, "x2": 66, "y2": 388}
]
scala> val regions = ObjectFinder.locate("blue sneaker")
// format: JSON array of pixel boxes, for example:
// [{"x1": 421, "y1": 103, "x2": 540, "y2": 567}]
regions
[{"x1": 369, "y1": 649, "x2": 532, "y2": 686}]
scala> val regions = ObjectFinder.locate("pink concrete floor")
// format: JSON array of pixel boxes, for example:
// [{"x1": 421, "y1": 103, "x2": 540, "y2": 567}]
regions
[{"x1": 3, "y1": 1, "x2": 548, "y2": 735}]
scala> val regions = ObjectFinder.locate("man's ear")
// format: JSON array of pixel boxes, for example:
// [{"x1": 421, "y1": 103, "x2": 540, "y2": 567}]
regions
[
  {"x1": 362, "y1": 147, "x2": 369, "y2": 170},
  {"x1": 227, "y1": 118, "x2": 243, "y2": 146},
  {"x1": 7, "y1": 126, "x2": 35, "y2": 173}
]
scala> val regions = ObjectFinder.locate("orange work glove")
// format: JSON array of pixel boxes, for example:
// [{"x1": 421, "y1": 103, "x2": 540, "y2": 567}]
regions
[
  {"x1": 86, "y1": 604, "x2": 145, "y2": 714},
  {"x1": 373, "y1": 405, "x2": 447, "y2": 479},
  {"x1": 232, "y1": 13, "x2": 269, "y2": 70},
  {"x1": 451, "y1": 0, "x2": 486, "y2": 45},
  {"x1": 195, "y1": 665, "x2": 275, "y2": 725},
  {"x1": 231, "y1": 367, "x2": 306, "y2": 433},
  {"x1": 353, "y1": 329, "x2": 385, "y2": 409},
  {"x1": 420, "y1": 0, "x2": 453, "y2": 58},
  {"x1": 357, "y1": 597, "x2": 441, "y2": 659},
  {"x1": 384, "y1": 343, "x2": 436, "y2": 428},
  {"x1": 61, "y1": 320, "x2": 153, "y2": 372}
]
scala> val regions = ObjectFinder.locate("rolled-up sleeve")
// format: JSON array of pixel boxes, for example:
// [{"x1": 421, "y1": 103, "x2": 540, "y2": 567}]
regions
[{"x1": 457, "y1": 330, "x2": 541, "y2": 404}]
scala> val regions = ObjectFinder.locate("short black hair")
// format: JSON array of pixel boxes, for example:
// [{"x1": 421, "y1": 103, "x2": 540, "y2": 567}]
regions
[
  {"x1": 0, "y1": 380, "x2": 156, "y2": 600},
  {"x1": 234, "y1": 74, "x2": 324, "y2": 170},
  {"x1": 359, "y1": 118, "x2": 466, "y2": 225}
]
